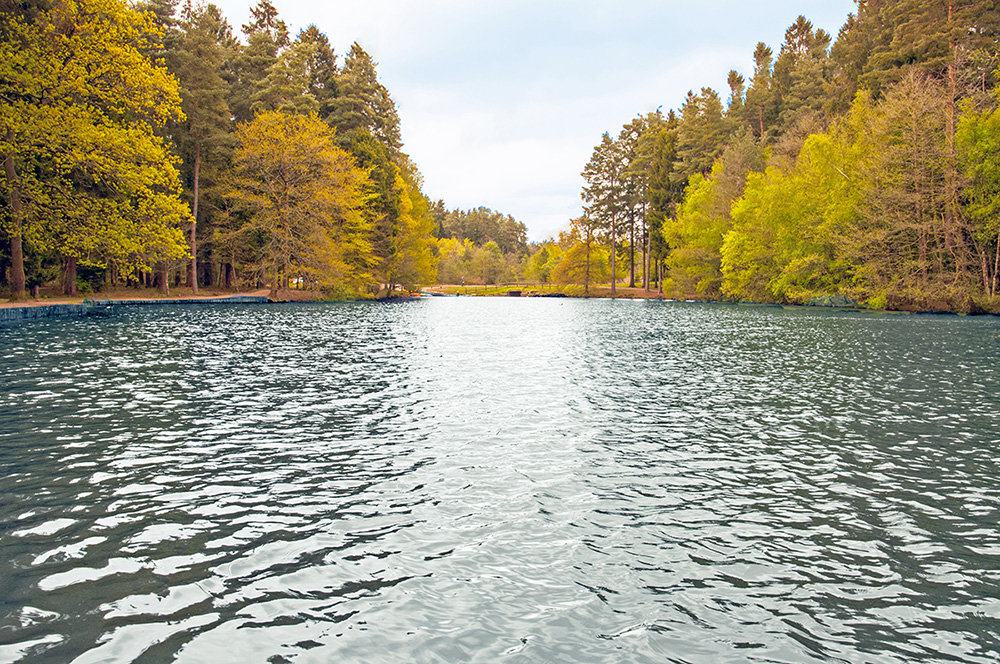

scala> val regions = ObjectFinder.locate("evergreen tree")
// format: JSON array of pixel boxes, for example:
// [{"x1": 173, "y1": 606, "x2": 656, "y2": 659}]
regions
[
  {"x1": 743, "y1": 43, "x2": 779, "y2": 138},
  {"x1": 297, "y1": 25, "x2": 338, "y2": 115},
  {"x1": 582, "y1": 132, "x2": 628, "y2": 294},
  {"x1": 175, "y1": 0, "x2": 232, "y2": 292},
  {"x1": 227, "y1": 0, "x2": 286, "y2": 123},
  {"x1": 253, "y1": 36, "x2": 319, "y2": 115},
  {"x1": 326, "y1": 43, "x2": 401, "y2": 151},
  {"x1": 772, "y1": 16, "x2": 832, "y2": 133},
  {"x1": 634, "y1": 111, "x2": 682, "y2": 291},
  {"x1": 675, "y1": 88, "x2": 730, "y2": 180}
]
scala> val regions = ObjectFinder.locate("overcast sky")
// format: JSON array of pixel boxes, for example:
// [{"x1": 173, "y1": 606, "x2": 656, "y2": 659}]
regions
[{"x1": 211, "y1": 1, "x2": 858, "y2": 241}]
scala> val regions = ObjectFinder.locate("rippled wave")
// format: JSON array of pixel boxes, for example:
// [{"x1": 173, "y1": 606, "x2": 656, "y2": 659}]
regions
[{"x1": 1, "y1": 300, "x2": 999, "y2": 663}]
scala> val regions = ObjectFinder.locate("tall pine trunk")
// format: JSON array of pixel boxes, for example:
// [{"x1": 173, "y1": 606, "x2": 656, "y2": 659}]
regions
[
  {"x1": 3, "y1": 130, "x2": 26, "y2": 301},
  {"x1": 610, "y1": 214, "x2": 617, "y2": 296},
  {"x1": 63, "y1": 256, "x2": 77, "y2": 296},
  {"x1": 644, "y1": 205, "x2": 651, "y2": 292},
  {"x1": 157, "y1": 262, "x2": 169, "y2": 295},
  {"x1": 189, "y1": 142, "x2": 200, "y2": 294},
  {"x1": 628, "y1": 211, "x2": 636, "y2": 288}
]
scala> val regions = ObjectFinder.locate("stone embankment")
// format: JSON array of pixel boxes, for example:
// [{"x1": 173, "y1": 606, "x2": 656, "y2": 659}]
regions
[{"x1": 0, "y1": 295, "x2": 269, "y2": 324}]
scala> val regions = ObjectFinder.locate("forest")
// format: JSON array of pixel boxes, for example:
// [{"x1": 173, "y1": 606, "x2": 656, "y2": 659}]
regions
[
  {"x1": 2, "y1": 0, "x2": 1000, "y2": 311},
  {"x1": 572, "y1": 1, "x2": 1000, "y2": 312}
]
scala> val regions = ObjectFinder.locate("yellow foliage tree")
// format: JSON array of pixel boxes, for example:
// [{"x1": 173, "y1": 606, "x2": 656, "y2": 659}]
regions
[
  {"x1": 0, "y1": 0, "x2": 192, "y2": 299},
  {"x1": 227, "y1": 111, "x2": 373, "y2": 298}
]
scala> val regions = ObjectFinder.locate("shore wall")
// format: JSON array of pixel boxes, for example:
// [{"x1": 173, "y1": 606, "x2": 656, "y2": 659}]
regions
[{"x1": 0, "y1": 295, "x2": 271, "y2": 325}]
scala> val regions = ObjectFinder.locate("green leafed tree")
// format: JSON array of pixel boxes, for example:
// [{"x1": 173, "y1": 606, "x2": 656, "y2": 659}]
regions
[{"x1": 958, "y1": 86, "x2": 1000, "y2": 298}]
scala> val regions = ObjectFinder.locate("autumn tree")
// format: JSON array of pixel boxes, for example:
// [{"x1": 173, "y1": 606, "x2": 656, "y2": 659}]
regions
[
  {"x1": 551, "y1": 216, "x2": 609, "y2": 292},
  {"x1": 1, "y1": 0, "x2": 191, "y2": 299},
  {"x1": 227, "y1": 111, "x2": 372, "y2": 298}
]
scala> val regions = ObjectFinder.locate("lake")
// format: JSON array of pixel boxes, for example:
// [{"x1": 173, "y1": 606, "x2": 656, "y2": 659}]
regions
[{"x1": 1, "y1": 298, "x2": 999, "y2": 663}]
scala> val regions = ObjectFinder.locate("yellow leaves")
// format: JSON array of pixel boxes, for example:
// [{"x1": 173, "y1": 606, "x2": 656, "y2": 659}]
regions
[
  {"x1": 1, "y1": 0, "x2": 191, "y2": 273},
  {"x1": 228, "y1": 111, "x2": 373, "y2": 294}
]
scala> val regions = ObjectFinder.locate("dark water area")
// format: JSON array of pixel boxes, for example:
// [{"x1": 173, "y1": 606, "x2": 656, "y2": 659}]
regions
[{"x1": 1, "y1": 299, "x2": 999, "y2": 663}]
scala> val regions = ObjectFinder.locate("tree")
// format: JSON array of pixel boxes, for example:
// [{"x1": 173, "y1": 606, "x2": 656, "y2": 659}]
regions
[
  {"x1": 772, "y1": 16, "x2": 833, "y2": 133},
  {"x1": 721, "y1": 104, "x2": 869, "y2": 303},
  {"x1": 174, "y1": 0, "x2": 232, "y2": 293},
  {"x1": 471, "y1": 240, "x2": 505, "y2": 285},
  {"x1": 226, "y1": 111, "x2": 372, "y2": 297},
  {"x1": 675, "y1": 87, "x2": 730, "y2": 180},
  {"x1": 1, "y1": 0, "x2": 191, "y2": 300},
  {"x1": 635, "y1": 112, "x2": 683, "y2": 291},
  {"x1": 326, "y1": 43, "x2": 401, "y2": 151},
  {"x1": 551, "y1": 216, "x2": 609, "y2": 292},
  {"x1": 743, "y1": 43, "x2": 779, "y2": 139},
  {"x1": 297, "y1": 25, "x2": 338, "y2": 116},
  {"x1": 227, "y1": 0, "x2": 287, "y2": 123},
  {"x1": 958, "y1": 87, "x2": 1000, "y2": 298},
  {"x1": 393, "y1": 156, "x2": 438, "y2": 290},
  {"x1": 582, "y1": 132, "x2": 628, "y2": 294},
  {"x1": 665, "y1": 131, "x2": 764, "y2": 297},
  {"x1": 841, "y1": 73, "x2": 982, "y2": 309}
]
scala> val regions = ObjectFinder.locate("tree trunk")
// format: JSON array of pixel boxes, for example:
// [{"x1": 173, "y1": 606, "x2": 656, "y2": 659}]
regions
[
  {"x1": 189, "y1": 142, "x2": 200, "y2": 294},
  {"x1": 628, "y1": 211, "x2": 636, "y2": 288},
  {"x1": 64, "y1": 255, "x2": 78, "y2": 296},
  {"x1": 994, "y1": 232, "x2": 1000, "y2": 298},
  {"x1": 3, "y1": 130, "x2": 26, "y2": 301},
  {"x1": 610, "y1": 215, "x2": 617, "y2": 296},
  {"x1": 157, "y1": 262, "x2": 169, "y2": 295},
  {"x1": 644, "y1": 207, "x2": 651, "y2": 292},
  {"x1": 269, "y1": 260, "x2": 279, "y2": 299}
]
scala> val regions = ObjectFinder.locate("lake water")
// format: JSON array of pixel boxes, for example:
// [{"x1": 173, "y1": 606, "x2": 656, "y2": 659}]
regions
[{"x1": 1, "y1": 298, "x2": 999, "y2": 663}]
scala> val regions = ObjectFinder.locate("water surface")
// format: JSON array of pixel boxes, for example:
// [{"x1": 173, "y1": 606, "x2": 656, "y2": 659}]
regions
[{"x1": 1, "y1": 299, "x2": 999, "y2": 663}]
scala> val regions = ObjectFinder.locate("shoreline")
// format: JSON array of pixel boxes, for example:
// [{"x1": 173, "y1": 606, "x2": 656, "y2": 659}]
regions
[{"x1": 2, "y1": 285, "x2": 995, "y2": 323}]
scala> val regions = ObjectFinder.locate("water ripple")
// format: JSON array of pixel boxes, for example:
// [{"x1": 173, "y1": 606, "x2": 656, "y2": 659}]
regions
[{"x1": 1, "y1": 300, "x2": 999, "y2": 663}]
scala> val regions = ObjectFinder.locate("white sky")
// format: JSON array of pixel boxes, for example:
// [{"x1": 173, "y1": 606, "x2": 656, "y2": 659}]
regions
[{"x1": 211, "y1": 0, "x2": 858, "y2": 241}]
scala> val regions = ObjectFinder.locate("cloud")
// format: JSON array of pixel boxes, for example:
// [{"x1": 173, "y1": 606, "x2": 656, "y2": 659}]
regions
[{"x1": 211, "y1": 0, "x2": 858, "y2": 241}]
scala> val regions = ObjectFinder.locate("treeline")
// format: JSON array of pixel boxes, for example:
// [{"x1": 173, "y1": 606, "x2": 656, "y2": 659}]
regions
[
  {"x1": 429, "y1": 205, "x2": 530, "y2": 285},
  {"x1": 1, "y1": 0, "x2": 443, "y2": 299},
  {"x1": 566, "y1": 2, "x2": 1000, "y2": 312}
]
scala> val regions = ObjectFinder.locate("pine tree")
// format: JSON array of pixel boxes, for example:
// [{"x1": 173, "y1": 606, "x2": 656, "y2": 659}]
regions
[
  {"x1": 744, "y1": 43, "x2": 779, "y2": 139},
  {"x1": 326, "y1": 43, "x2": 401, "y2": 151},
  {"x1": 582, "y1": 133, "x2": 628, "y2": 294},
  {"x1": 227, "y1": 0, "x2": 287, "y2": 123},
  {"x1": 676, "y1": 88, "x2": 730, "y2": 180},
  {"x1": 175, "y1": 0, "x2": 232, "y2": 293},
  {"x1": 773, "y1": 16, "x2": 832, "y2": 133}
]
